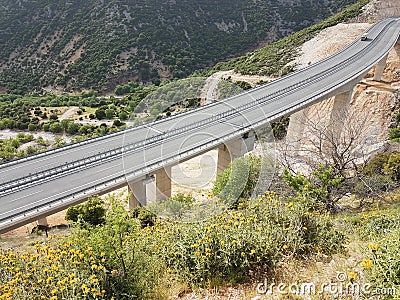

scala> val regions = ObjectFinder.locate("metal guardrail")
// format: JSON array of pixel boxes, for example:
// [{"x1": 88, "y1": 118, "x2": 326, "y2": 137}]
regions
[
  {"x1": 0, "y1": 20, "x2": 395, "y2": 196},
  {"x1": 0, "y1": 18, "x2": 399, "y2": 231},
  {"x1": 1, "y1": 22, "x2": 389, "y2": 186},
  {"x1": 1, "y1": 19, "x2": 393, "y2": 171}
]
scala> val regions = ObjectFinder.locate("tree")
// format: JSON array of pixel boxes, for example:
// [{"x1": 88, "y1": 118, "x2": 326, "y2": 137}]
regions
[
  {"x1": 49, "y1": 122, "x2": 63, "y2": 133},
  {"x1": 213, "y1": 155, "x2": 263, "y2": 208},
  {"x1": 67, "y1": 122, "x2": 80, "y2": 134},
  {"x1": 105, "y1": 108, "x2": 115, "y2": 119},
  {"x1": 119, "y1": 111, "x2": 128, "y2": 121},
  {"x1": 28, "y1": 123, "x2": 37, "y2": 131},
  {"x1": 113, "y1": 119, "x2": 124, "y2": 127},
  {"x1": 65, "y1": 197, "x2": 106, "y2": 227},
  {"x1": 383, "y1": 153, "x2": 400, "y2": 181},
  {"x1": 281, "y1": 108, "x2": 369, "y2": 177},
  {"x1": 282, "y1": 165, "x2": 344, "y2": 213},
  {"x1": 49, "y1": 114, "x2": 58, "y2": 121},
  {"x1": 95, "y1": 109, "x2": 106, "y2": 120}
]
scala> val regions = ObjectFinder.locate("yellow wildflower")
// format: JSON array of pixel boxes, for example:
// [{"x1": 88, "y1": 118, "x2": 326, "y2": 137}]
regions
[
  {"x1": 348, "y1": 272, "x2": 358, "y2": 282},
  {"x1": 362, "y1": 259, "x2": 373, "y2": 269},
  {"x1": 368, "y1": 243, "x2": 378, "y2": 251}
]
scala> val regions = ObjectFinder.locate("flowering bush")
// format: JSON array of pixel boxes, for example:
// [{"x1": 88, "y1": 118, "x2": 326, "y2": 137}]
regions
[
  {"x1": 0, "y1": 241, "x2": 107, "y2": 300},
  {"x1": 362, "y1": 229, "x2": 400, "y2": 295},
  {"x1": 0, "y1": 192, "x2": 346, "y2": 297},
  {"x1": 147, "y1": 192, "x2": 345, "y2": 285}
]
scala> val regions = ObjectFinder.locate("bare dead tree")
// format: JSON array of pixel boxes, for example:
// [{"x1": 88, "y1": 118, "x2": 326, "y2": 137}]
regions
[{"x1": 279, "y1": 106, "x2": 371, "y2": 178}]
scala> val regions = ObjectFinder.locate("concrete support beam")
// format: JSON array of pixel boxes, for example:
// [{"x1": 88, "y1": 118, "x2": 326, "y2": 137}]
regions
[
  {"x1": 147, "y1": 166, "x2": 172, "y2": 202},
  {"x1": 373, "y1": 53, "x2": 389, "y2": 81},
  {"x1": 286, "y1": 107, "x2": 309, "y2": 147},
  {"x1": 37, "y1": 217, "x2": 48, "y2": 227},
  {"x1": 128, "y1": 180, "x2": 147, "y2": 210},
  {"x1": 323, "y1": 87, "x2": 354, "y2": 152},
  {"x1": 331, "y1": 89, "x2": 353, "y2": 114},
  {"x1": 217, "y1": 131, "x2": 255, "y2": 173},
  {"x1": 395, "y1": 37, "x2": 400, "y2": 57}
]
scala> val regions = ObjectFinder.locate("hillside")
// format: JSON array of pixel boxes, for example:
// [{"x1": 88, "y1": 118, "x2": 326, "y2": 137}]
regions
[
  {"x1": 212, "y1": 0, "x2": 371, "y2": 77},
  {"x1": 1, "y1": 1, "x2": 400, "y2": 299},
  {"x1": 0, "y1": 0, "x2": 359, "y2": 94}
]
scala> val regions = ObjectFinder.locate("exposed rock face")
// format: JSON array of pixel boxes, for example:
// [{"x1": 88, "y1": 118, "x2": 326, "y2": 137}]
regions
[
  {"x1": 287, "y1": 21, "x2": 400, "y2": 153},
  {"x1": 356, "y1": 0, "x2": 400, "y2": 22}
]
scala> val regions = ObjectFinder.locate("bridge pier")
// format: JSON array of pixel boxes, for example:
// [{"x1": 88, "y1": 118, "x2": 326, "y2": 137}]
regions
[
  {"x1": 128, "y1": 166, "x2": 172, "y2": 209},
  {"x1": 373, "y1": 53, "x2": 389, "y2": 81},
  {"x1": 330, "y1": 88, "x2": 353, "y2": 115},
  {"x1": 286, "y1": 84, "x2": 355, "y2": 151},
  {"x1": 322, "y1": 87, "x2": 355, "y2": 153},
  {"x1": 128, "y1": 180, "x2": 147, "y2": 210},
  {"x1": 147, "y1": 166, "x2": 172, "y2": 202},
  {"x1": 217, "y1": 131, "x2": 255, "y2": 173},
  {"x1": 286, "y1": 107, "x2": 309, "y2": 146},
  {"x1": 37, "y1": 217, "x2": 48, "y2": 227}
]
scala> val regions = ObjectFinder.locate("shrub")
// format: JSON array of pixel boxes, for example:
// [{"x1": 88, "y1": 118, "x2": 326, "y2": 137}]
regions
[
  {"x1": 383, "y1": 153, "x2": 400, "y2": 181},
  {"x1": 132, "y1": 206, "x2": 156, "y2": 228},
  {"x1": 389, "y1": 127, "x2": 400, "y2": 140},
  {"x1": 213, "y1": 155, "x2": 264, "y2": 208},
  {"x1": 146, "y1": 193, "x2": 197, "y2": 221},
  {"x1": 65, "y1": 197, "x2": 106, "y2": 227},
  {"x1": 282, "y1": 165, "x2": 344, "y2": 213},
  {"x1": 0, "y1": 199, "x2": 165, "y2": 299},
  {"x1": 69, "y1": 198, "x2": 165, "y2": 299},
  {"x1": 49, "y1": 114, "x2": 58, "y2": 120},
  {"x1": 0, "y1": 241, "x2": 108, "y2": 299},
  {"x1": 353, "y1": 174, "x2": 398, "y2": 199},
  {"x1": 363, "y1": 152, "x2": 391, "y2": 176},
  {"x1": 356, "y1": 207, "x2": 400, "y2": 238},
  {"x1": 362, "y1": 229, "x2": 400, "y2": 294},
  {"x1": 151, "y1": 193, "x2": 346, "y2": 286}
]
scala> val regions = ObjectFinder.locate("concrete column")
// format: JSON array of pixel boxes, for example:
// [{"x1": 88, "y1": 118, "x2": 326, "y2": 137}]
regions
[
  {"x1": 128, "y1": 180, "x2": 147, "y2": 210},
  {"x1": 37, "y1": 217, "x2": 48, "y2": 227},
  {"x1": 373, "y1": 53, "x2": 389, "y2": 81},
  {"x1": 331, "y1": 89, "x2": 353, "y2": 114},
  {"x1": 286, "y1": 107, "x2": 309, "y2": 147},
  {"x1": 395, "y1": 37, "x2": 400, "y2": 58},
  {"x1": 323, "y1": 88, "x2": 354, "y2": 152},
  {"x1": 147, "y1": 166, "x2": 172, "y2": 202},
  {"x1": 217, "y1": 131, "x2": 255, "y2": 173}
]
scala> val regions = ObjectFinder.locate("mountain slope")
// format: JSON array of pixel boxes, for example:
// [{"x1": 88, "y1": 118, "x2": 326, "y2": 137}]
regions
[{"x1": 0, "y1": 0, "x2": 358, "y2": 94}]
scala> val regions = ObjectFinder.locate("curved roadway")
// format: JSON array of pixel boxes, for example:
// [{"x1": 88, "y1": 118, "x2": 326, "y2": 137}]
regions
[{"x1": 0, "y1": 17, "x2": 399, "y2": 232}]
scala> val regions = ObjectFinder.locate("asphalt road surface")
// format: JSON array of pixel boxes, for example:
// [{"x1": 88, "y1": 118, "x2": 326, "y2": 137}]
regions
[{"x1": 0, "y1": 17, "x2": 399, "y2": 232}]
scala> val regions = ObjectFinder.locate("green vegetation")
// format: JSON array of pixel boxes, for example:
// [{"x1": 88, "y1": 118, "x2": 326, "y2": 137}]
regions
[
  {"x1": 3, "y1": 1, "x2": 400, "y2": 298},
  {"x1": 271, "y1": 116, "x2": 290, "y2": 140},
  {"x1": 114, "y1": 82, "x2": 143, "y2": 96},
  {"x1": 213, "y1": 155, "x2": 264, "y2": 208},
  {"x1": 213, "y1": 0, "x2": 370, "y2": 77},
  {"x1": 65, "y1": 197, "x2": 106, "y2": 227},
  {"x1": 283, "y1": 165, "x2": 344, "y2": 213},
  {"x1": 388, "y1": 92, "x2": 400, "y2": 141},
  {"x1": 363, "y1": 229, "x2": 400, "y2": 294},
  {"x1": 337, "y1": 205, "x2": 400, "y2": 297},
  {"x1": 362, "y1": 152, "x2": 400, "y2": 183},
  {"x1": 0, "y1": 0, "x2": 359, "y2": 94},
  {"x1": 0, "y1": 133, "x2": 36, "y2": 161},
  {"x1": 0, "y1": 188, "x2": 345, "y2": 298},
  {"x1": 2, "y1": 148, "x2": 400, "y2": 298}
]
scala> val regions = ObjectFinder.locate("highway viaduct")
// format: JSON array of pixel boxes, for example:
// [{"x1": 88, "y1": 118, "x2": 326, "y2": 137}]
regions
[{"x1": 0, "y1": 17, "x2": 399, "y2": 233}]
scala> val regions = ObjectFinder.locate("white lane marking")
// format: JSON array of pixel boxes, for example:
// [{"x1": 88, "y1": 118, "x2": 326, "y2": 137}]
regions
[
  {"x1": 3, "y1": 165, "x2": 124, "y2": 217},
  {"x1": 0, "y1": 138, "x2": 113, "y2": 174},
  {"x1": 11, "y1": 190, "x2": 43, "y2": 203},
  {"x1": 144, "y1": 124, "x2": 163, "y2": 134}
]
